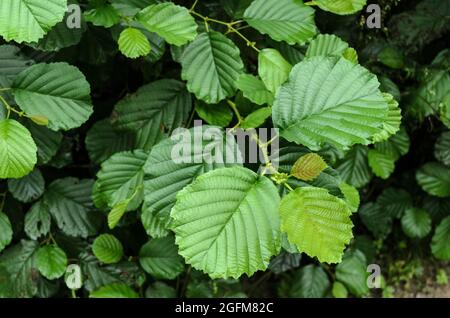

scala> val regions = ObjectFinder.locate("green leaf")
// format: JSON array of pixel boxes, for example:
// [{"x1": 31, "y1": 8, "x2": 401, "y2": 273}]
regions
[
  {"x1": 268, "y1": 251, "x2": 302, "y2": 274},
  {"x1": 107, "y1": 198, "x2": 133, "y2": 229},
  {"x1": 171, "y1": 166, "x2": 281, "y2": 279},
  {"x1": 145, "y1": 282, "x2": 176, "y2": 298},
  {"x1": 112, "y1": 0, "x2": 157, "y2": 16},
  {"x1": 0, "y1": 212, "x2": 13, "y2": 252},
  {"x1": 144, "y1": 127, "x2": 240, "y2": 229},
  {"x1": 374, "y1": 126, "x2": 410, "y2": 160},
  {"x1": 180, "y1": 31, "x2": 244, "y2": 104},
  {"x1": 84, "y1": 2, "x2": 121, "y2": 28},
  {"x1": 336, "y1": 145, "x2": 372, "y2": 188},
  {"x1": 112, "y1": 79, "x2": 192, "y2": 151},
  {"x1": 86, "y1": 119, "x2": 135, "y2": 164},
  {"x1": 376, "y1": 188, "x2": 413, "y2": 219},
  {"x1": 94, "y1": 150, "x2": 147, "y2": 210},
  {"x1": 339, "y1": 182, "x2": 360, "y2": 213},
  {"x1": 423, "y1": 196, "x2": 450, "y2": 224},
  {"x1": 0, "y1": 0, "x2": 67, "y2": 43},
  {"x1": 90, "y1": 283, "x2": 139, "y2": 298},
  {"x1": 241, "y1": 107, "x2": 272, "y2": 129},
  {"x1": 435, "y1": 131, "x2": 450, "y2": 166},
  {"x1": 0, "y1": 119, "x2": 37, "y2": 179},
  {"x1": 195, "y1": 100, "x2": 233, "y2": 127},
  {"x1": 359, "y1": 202, "x2": 392, "y2": 238},
  {"x1": 372, "y1": 94, "x2": 402, "y2": 143},
  {"x1": 0, "y1": 240, "x2": 39, "y2": 298},
  {"x1": 7, "y1": 169, "x2": 44, "y2": 203},
  {"x1": 137, "y1": 3, "x2": 197, "y2": 46},
  {"x1": 92, "y1": 234, "x2": 124, "y2": 264},
  {"x1": 141, "y1": 202, "x2": 169, "y2": 239},
  {"x1": 36, "y1": 245, "x2": 67, "y2": 280},
  {"x1": 12, "y1": 63, "x2": 93, "y2": 131},
  {"x1": 280, "y1": 187, "x2": 353, "y2": 263},
  {"x1": 118, "y1": 27, "x2": 151, "y2": 59},
  {"x1": 305, "y1": 34, "x2": 349, "y2": 58},
  {"x1": 25, "y1": 121, "x2": 63, "y2": 164},
  {"x1": 416, "y1": 162, "x2": 450, "y2": 198},
  {"x1": 312, "y1": 0, "x2": 367, "y2": 15},
  {"x1": 244, "y1": 0, "x2": 317, "y2": 45},
  {"x1": 368, "y1": 149, "x2": 395, "y2": 179},
  {"x1": 258, "y1": 49, "x2": 292, "y2": 94},
  {"x1": 273, "y1": 57, "x2": 388, "y2": 150},
  {"x1": 24, "y1": 201, "x2": 51, "y2": 240},
  {"x1": 335, "y1": 249, "x2": 369, "y2": 297},
  {"x1": 431, "y1": 216, "x2": 450, "y2": 260},
  {"x1": 286, "y1": 265, "x2": 330, "y2": 297},
  {"x1": 332, "y1": 281, "x2": 348, "y2": 298},
  {"x1": 44, "y1": 178, "x2": 99, "y2": 238},
  {"x1": 139, "y1": 236, "x2": 184, "y2": 280},
  {"x1": 401, "y1": 208, "x2": 432, "y2": 239},
  {"x1": 378, "y1": 46, "x2": 405, "y2": 69},
  {"x1": 236, "y1": 74, "x2": 274, "y2": 105},
  {"x1": 291, "y1": 153, "x2": 328, "y2": 181}
]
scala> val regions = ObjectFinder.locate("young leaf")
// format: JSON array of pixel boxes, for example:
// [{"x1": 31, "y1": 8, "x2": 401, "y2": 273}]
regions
[
  {"x1": 273, "y1": 57, "x2": 389, "y2": 150},
  {"x1": 0, "y1": 0, "x2": 67, "y2": 43},
  {"x1": 118, "y1": 28, "x2": 151, "y2": 59},
  {"x1": 291, "y1": 153, "x2": 328, "y2": 181},
  {"x1": 244, "y1": 0, "x2": 317, "y2": 45},
  {"x1": 92, "y1": 234, "x2": 124, "y2": 264},
  {"x1": 12, "y1": 63, "x2": 93, "y2": 131},
  {"x1": 367, "y1": 149, "x2": 395, "y2": 179},
  {"x1": 36, "y1": 245, "x2": 68, "y2": 280},
  {"x1": 0, "y1": 119, "x2": 37, "y2": 179},
  {"x1": 401, "y1": 208, "x2": 432, "y2": 239},
  {"x1": 139, "y1": 236, "x2": 184, "y2": 280},
  {"x1": 258, "y1": 49, "x2": 292, "y2": 94},
  {"x1": 280, "y1": 187, "x2": 353, "y2": 263},
  {"x1": 180, "y1": 31, "x2": 244, "y2": 104},
  {"x1": 137, "y1": 3, "x2": 197, "y2": 46},
  {"x1": 171, "y1": 166, "x2": 281, "y2": 279}
]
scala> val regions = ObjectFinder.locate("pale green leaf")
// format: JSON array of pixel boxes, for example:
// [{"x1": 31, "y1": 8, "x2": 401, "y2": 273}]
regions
[
  {"x1": 118, "y1": 27, "x2": 151, "y2": 59},
  {"x1": 332, "y1": 281, "x2": 348, "y2": 298},
  {"x1": 258, "y1": 48, "x2": 292, "y2": 94},
  {"x1": 312, "y1": 0, "x2": 367, "y2": 15},
  {"x1": 368, "y1": 149, "x2": 396, "y2": 179},
  {"x1": 280, "y1": 187, "x2": 353, "y2": 263},
  {"x1": 305, "y1": 34, "x2": 349, "y2": 58},
  {"x1": 92, "y1": 234, "x2": 124, "y2": 264},
  {"x1": 36, "y1": 245, "x2": 67, "y2": 280},
  {"x1": 180, "y1": 31, "x2": 244, "y2": 104},
  {"x1": 241, "y1": 107, "x2": 272, "y2": 129},
  {"x1": 139, "y1": 236, "x2": 184, "y2": 280},
  {"x1": 236, "y1": 74, "x2": 274, "y2": 105},
  {"x1": 0, "y1": 119, "x2": 37, "y2": 179},
  {"x1": 171, "y1": 166, "x2": 281, "y2": 278},
  {"x1": 90, "y1": 283, "x2": 139, "y2": 298},
  {"x1": 273, "y1": 57, "x2": 388, "y2": 150},
  {"x1": 244, "y1": 0, "x2": 317, "y2": 45},
  {"x1": 12, "y1": 63, "x2": 93, "y2": 131},
  {"x1": 0, "y1": 212, "x2": 13, "y2": 252},
  {"x1": 339, "y1": 182, "x2": 360, "y2": 213},
  {"x1": 137, "y1": 3, "x2": 197, "y2": 46}
]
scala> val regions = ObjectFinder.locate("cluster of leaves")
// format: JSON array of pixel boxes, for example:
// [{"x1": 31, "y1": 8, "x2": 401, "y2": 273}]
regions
[{"x1": 0, "y1": 0, "x2": 448, "y2": 298}]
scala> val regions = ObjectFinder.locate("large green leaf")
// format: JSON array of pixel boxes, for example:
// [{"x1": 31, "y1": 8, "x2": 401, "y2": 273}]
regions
[
  {"x1": 180, "y1": 31, "x2": 244, "y2": 104},
  {"x1": 139, "y1": 236, "x2": 184, "y2": 280},
  {"x1": 236, "y1": 74, "x2": 274, "y2": 106},
  {"x1": 144, "y1": 126, "x2": 240, "y2": 228},
  {"x1": 0, "y1": 0, "x2": 67, "y2": 43},
  {"x1": 24, "y1": 201, "x2": 51, "y2": 240},
  {"x1": 118, "y1": 27, "x2": 151, "y2": 59},
  {"x1": 431, "y1": 216, "x2": 450, "y2": 260},
  {"x1": 112, "y1": 79, "x2": 192, "y2": 151},
  {"x1": 84, "y1": 1, "x2": 121, "y2": 28},
  {"x1": 195, "y1": 100, "x2": 233, "y2": 127},
  {"x1": 258, "y1": 48, "x2": 292, "y2": 94},
  {"x1": 280, "y1": 187, "x2": 353, "y2": 263},
  {"x1": 273, "y1": 57, "x2": 388, "y2": 150},
  {"x1": 435, "y1": 131, "x2": 450, "y2": 166},
  {"x1": 90, "y1": 283, "x2": 139, "y2": 298},
  {"x1": 92, "y1": 234, "x2": 124, "y2": 264},
  {"x1": 312, "y1": 0, "x2": 367, "y2": 15},
  {"x1": 371, "y1": 93, "x2": 402, "y2": 142},
  {"x1": 244, "y1": 0, "x2": 317, "y2": 45},
  {"x1": 36, "y1": 245, "x2": 67, "y2": 280},
  {"x1": 335, "y1": 249, "x2": 369, "y2": 297},
  {"x1": 0, "y1": 240, "x2": 39, "y2": 298},
  {"x1": 401, "y1": 208, "x2": 432, "y2": 239},
  {"x1": 44, "y1": 178, "x2": 99, "y2": 238},
  {"x1": 25, "y1": 121, "x2": 62, "y2": 164},
  {"x1": 367, "y1": 148, "x2": 395, "y2": 179},
  {"x1": 171, "y1": 166, "x2": 281, "y2": 279},
  {"x1": 376, "y1": 188, "x2": 413, "y2": 219},
  {"x1": 285, "y1": 265, "x2": 330, "y2": 298},
  {"x1": 137, "y1": 3, "x2": 197, "y2": 46},
  {"x1": 358, "y1": 202, "x2": 392, "y2": 238},
  {"x1": 305, "y1": 34, "x2": 349, "y2": 58},
  {"x1": 416, "y1": 162, "x2": 450, "y2": 198},
  {"x1": 336, "y1": 145, "x2": 372, "y2": 188},
  {"x1": 7, "y1": 169, "x2": 44, "y2": 203},
  {"x1": 0, "y1": 119, "x2": 37, "y2": 179},
  {"x1": 12, "y1": 63, "x2": 93, "y2": 131},
  {"x1": 94, "y1": 150, "x2": 147, "y2": 211},
  {"x1": 0, "y1": 212, "x2": 13, "y2": 252},
  {"x1": 374, "y1": 126, "x2": 410, "y2": 161}
]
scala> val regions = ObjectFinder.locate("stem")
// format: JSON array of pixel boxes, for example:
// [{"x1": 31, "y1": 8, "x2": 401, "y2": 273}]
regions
[
  {"x1": 0, "y1": 94, "x2": 25, "y2": 119},
  {"x1": 0, "y1": 87, "x2": 11, "y2": 92},
  {"x1": 227, "y1": 99, "x2": 243, "y2": 125},
  {"x1": 0, "y1": 192, "x2": 6, "y2": 212},
  {"x1": 190, "y1": 0, "x2": 199, "y2": 11},
  {"x1": 71, "y1": 289, "x2": 77, "y2": 298}
]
